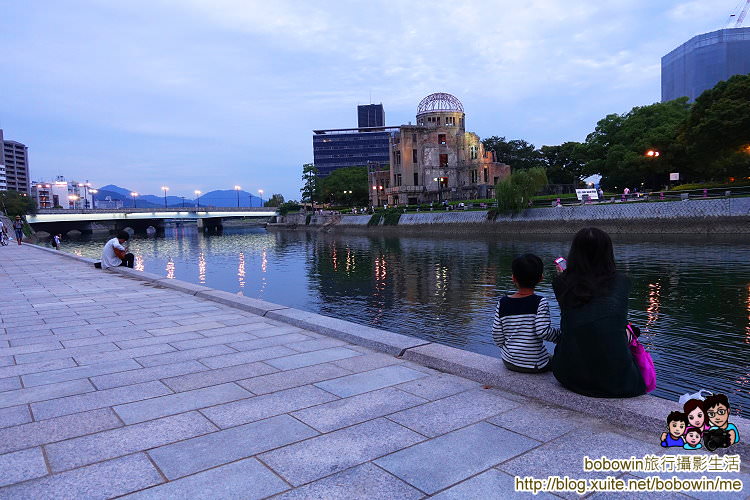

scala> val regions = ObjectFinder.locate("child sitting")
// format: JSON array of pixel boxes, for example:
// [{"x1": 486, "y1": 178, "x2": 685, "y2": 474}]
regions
[{"x1": 492, "y1": 254, "x2": 560, "y2": 373}]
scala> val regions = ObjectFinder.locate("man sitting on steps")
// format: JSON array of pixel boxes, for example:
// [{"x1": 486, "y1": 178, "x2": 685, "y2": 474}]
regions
[{"x1": 99, "y1": 230, "x2": 135, "y2": 269}]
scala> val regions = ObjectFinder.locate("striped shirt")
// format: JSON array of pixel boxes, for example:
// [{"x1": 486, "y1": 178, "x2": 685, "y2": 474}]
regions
[{"x1": 492, "y1": 294, "x2": 560, "y2": 370}]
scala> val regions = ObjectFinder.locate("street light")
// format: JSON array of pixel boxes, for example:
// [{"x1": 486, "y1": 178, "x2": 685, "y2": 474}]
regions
[
  {"x1": 89, "y1": 189, "x2": 98, "y2": 209},
  {"x1": 130, "y1": 192, "x2": 138, "y2": 208},
  {"x1": 258, "y1": 189, "x2": 264, "y2": 207},
  {"x1": 68, "y1": 194, "x2": 79, "y2": 209},
  {"x1": 194, "y1": 190, "x2": 201, "y2": 208},
  {"x1": 645, "y1": 150, "x2": 660, "y2": 157},
  {"x1": 234, "y1": 185, "x2": 241, "y2": 207},
  {"x1": 161, "y1": 186, "x2": 169, "y2": 208}
]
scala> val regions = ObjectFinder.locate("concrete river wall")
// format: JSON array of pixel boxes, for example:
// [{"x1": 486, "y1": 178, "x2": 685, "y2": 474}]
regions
[{"x1": 270, "y1": 197, "x2": 750, "y2": 235}]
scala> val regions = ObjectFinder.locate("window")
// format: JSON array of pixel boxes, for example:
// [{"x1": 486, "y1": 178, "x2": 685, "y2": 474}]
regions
[
  {"x1": 438, "y1": 134, "x2": 446, "y2": 145},
  {"x1": 395, "y1": 174, "x2": 402, "y2": 187},
  {"x1": 412, "y1": 134, "x2": 417, "y2": 142},
  {"x1": 394, "y1": 150, "x2": 401, "y2": 166},
  {"x1": 493, "y1": 177, "x2": 499, "y2": 185},
  {"x1": 469, "y1": 145, "x2": 478, "y2": 160},
  {"x1": 446, "y1": 116, "x2": 455, "y2": 126},
  {"x1": 439, "y1": 154, "x2": 448, "y2": 167},
  {"x1": 470, "y1": 170, "x2": 478, "y2": 183},
  {"x1": 436, "y1": 117, "x2": 440, "y2": 125},
  {"x1": 483, "y1": 168, "x2": 488, "y2": 183},
  {"x1": 412, "y1": 149, "x2": 418, "y2": 164},
  {"x1": 414, "y1": 172, "x2": 419, "y2": 185}
]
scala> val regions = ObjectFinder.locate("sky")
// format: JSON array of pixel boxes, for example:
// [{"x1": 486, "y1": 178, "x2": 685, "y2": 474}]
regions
[{"x1": 0, "y1": 0, "x2": 740, "y2": 200}]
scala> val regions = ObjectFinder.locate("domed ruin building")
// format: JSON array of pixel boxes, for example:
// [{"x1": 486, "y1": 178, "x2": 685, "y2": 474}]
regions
[{"x1": 369, "y1": 93, "x2": 510, "y2": 207}]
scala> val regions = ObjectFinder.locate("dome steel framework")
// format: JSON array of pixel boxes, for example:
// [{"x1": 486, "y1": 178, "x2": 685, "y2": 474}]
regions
[{"x1": 416, "y1": 93, "x2": 464, "y2": 115}]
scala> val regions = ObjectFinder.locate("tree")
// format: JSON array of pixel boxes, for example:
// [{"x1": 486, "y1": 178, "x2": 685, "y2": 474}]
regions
[
  {"x1": 482, "y1": 136, "x2": 542, "y2": 170},
  {"x1": 681, "y1": 74, "x2": 750, "y2": 181},
  {"x1": 0, "y1": 190, "x2": 36, "y2": 217},
  {"x1": 539, "y1": 142, "x2": 587, "y2": 185},
  {"x1": 583, "y1": 98, "x2": 691, "y2": 190},
  {"x1": 495, "y1": 167, "x2": 548, "y2": 213},
  {"x1": 317, "y1": 166, "x2": 369, "y2": 206},
  {"x1": 264, "y1": 193, "x2": 284, "y2": 207},
  {"x1": 300, "y1": 163, "x2": 318, "y2": 206}
]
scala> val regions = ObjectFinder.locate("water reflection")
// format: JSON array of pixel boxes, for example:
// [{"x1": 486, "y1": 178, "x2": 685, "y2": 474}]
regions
[{"x1": 63, "y1": 227, "x2": 750, "y2": 414}]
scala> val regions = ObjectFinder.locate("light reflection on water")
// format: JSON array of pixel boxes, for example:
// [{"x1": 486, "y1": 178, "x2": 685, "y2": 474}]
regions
[{"x1": 63, "y1": 227, "x2": 750, "y2": 414}]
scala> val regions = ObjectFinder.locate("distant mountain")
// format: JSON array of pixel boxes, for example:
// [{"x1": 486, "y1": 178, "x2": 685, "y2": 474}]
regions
[
  {"x1": 99, "y1": 185, "x2": 131, "y2": 197},
  {"x1": 93, "y1": 185, "x2": 263, "y2": 208}
]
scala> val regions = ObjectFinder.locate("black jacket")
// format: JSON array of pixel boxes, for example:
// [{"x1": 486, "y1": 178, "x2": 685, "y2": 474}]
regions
[{"x1": 552, "y1": 273, "x2": 646, "y2": 398}]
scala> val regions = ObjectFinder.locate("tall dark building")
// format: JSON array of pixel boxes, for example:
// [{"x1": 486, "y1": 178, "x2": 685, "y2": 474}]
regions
[
  {"x1": 357, "y1": 104, "x2": 385, "y2": 128},
  {"x1": 313, "y1": 104, "x2": 392, "y2": 178},
  {"x1": 0, "y1": 129, "x2": 30, "y2": 195},
  {"x1": 662, "y1": 27, "x2": 750, "y2": 102}
]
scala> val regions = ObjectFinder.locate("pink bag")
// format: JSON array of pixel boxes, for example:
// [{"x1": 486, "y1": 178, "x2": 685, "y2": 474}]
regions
[{"x1": 629, "y1": 336, "x2": 657, "y2": 392}]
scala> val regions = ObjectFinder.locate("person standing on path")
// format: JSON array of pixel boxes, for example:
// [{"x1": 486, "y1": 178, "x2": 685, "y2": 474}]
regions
[
  {"x1": 100, "y1": 230, "x2": 135, "y2": 268},
  {"x1": 12, "y1": 216, "x2": 24, "y2": 246}
]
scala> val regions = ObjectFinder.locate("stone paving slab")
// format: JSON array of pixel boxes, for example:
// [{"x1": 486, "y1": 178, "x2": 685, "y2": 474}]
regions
[
  {"x1": 0, "y1": 244, "x2": 746, "y2": 499},
  {"x1": 260, "y1": 417, "x2": 426, "y2": 487}
]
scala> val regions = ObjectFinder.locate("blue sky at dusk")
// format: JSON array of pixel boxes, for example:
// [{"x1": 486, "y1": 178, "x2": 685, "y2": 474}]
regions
[{"x1": 0, "y1": 1, "x2": 738, "y2": 200}]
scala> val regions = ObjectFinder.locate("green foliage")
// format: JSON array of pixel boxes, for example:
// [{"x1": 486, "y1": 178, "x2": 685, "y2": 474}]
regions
[
  {"x1": 583, "y1": 98, "x2": 691, "y2": 190},
  {"x1": 681, "y1": 74, "x2": 750, "y2": 181},
  {"x1": 482, "y1": 136, "x2": 542, "y2": 170},
  {"x1": 670, "y1": 180, "x2": 750, "y2": 191},
  {"x1": 317, "y1": 166, "x2": 369, "y2": 206},
  {"x1": 264, "y1": 193, "x2": 284, "y2": 207},
  {"x1": 539, "y1": 142, "x2": 587, "y2": 185},
  {"x1": 495, "y1": 167, "x2": 548, "y2": 213},
  {"x1": 300, "y1": 163, "x2": 318, "y2": 204},
  {"x1": 0, "y1": 190, "x2": 37, "y2": 217},
  {"x1": 368, "y1": 213, "x2": 383, "y2": 226},
  {"x1": 278, "y1": 201, "x2": 301, "y2": 216},
  {"x1": 382, "y1": 209, "x2": 401, "y2": 225}
]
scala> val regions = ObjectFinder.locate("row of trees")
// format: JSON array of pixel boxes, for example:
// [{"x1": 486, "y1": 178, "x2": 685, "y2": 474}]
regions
[
  {"x1": 300, "y1": 163, "x2": 369, "y2": 206},
  {"x1": 483, "y1": 74, "x2": 750, "y2": 190}
]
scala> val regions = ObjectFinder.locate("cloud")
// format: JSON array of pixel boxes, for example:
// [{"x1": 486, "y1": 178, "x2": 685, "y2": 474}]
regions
[{"x1": 0, "y1": 0, "x2": 734, "y2": 198}]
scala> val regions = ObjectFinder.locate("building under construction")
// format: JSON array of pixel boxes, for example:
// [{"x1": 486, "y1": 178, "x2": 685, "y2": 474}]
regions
[{"x1": 369, "y1": 93, "x2": 510, "y2": 207}]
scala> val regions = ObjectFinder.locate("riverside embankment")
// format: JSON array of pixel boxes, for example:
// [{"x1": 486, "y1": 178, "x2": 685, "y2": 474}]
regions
[
  {"x1": 269, "y1": 196, "x2": 750, "y2": 235},
  {"x1": 2, "y1": 242, "x2": 749, "y2": 498}
]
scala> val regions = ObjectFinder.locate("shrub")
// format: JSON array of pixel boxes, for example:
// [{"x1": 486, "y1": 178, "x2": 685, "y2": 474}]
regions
[
  {"x1": 495, "y1": 167, "x2": 548, "y2": 213},
  {"x1": 368, "y1": 213, "x2": 383, "y2": 226},
  {"x1": 305, "y1": 214, "x2": 312, "y2": 225}
]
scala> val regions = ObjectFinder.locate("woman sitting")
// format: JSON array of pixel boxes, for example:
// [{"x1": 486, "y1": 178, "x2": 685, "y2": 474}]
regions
[{"x1": 552, "y1": 227, "x2": 646, "y2": 398}]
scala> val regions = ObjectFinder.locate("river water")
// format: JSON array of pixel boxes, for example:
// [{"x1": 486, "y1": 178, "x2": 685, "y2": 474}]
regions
[{"x1": 62, "y1": 227, "x2": 750, "y2": 415}]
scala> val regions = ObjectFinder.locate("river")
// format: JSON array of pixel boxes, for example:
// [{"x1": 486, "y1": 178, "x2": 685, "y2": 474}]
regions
[{"x1": 61, "y1": 226, "x2": 750, "y2": 415}]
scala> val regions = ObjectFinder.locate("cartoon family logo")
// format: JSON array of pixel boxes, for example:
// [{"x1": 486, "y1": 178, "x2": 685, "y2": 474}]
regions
[{"x1": 660, "y1": 393, "x2": 740, "y2": 452}]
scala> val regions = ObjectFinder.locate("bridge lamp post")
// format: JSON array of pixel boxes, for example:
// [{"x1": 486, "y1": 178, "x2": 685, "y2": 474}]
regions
[
  {"x1": 68, "y1": 194, "x2": 79, "y2": 210},
  {"x1": 194, "y1": 190, "x2": 201, "y2": 208},
  {"x1": 161, "y1": 186, "x2": 169, "y2": 208},
  {"x1": 89, "y1": 189, "x2": 98, "y2": 209},
  {"x1": 258, "y1": 189, "x2": 264, "y2": 207},
  {"x1": 130, "y1": 192, "x2": 138, "y2": 208},
  {"x1": 234, "y1": 185, "x2": 241, "y2": 207}
]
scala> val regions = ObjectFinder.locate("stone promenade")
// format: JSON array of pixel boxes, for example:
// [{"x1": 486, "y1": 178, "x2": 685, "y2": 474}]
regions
[{"x1": 0, "y1": 244, "x2": 746, "y2": 499}]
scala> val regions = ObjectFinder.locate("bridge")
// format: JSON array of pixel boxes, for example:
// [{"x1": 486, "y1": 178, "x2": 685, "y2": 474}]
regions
[{"x1": 26, "y1": 207, "x2": 278, "y2": 236}]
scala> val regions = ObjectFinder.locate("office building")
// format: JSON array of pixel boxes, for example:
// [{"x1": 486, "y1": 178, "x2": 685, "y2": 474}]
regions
[
  {"x1": 31, "y1": 177, "x2": 94, "y2": 209},
  {"x1": 370, "y1": 93, "x2": 511, "y2": 207},
  {"x1": 662, "y1": 27, "x2": 750, "y2": 102},
  {"x1": 0, "y1": 129, "x2": 30, "y2": 195},
  {"x1": 313, "y1": 104, "x2": 391, "y2": 177},
  {"x1": 357, "y1": 104, "x2": 385, "y2": 128}
]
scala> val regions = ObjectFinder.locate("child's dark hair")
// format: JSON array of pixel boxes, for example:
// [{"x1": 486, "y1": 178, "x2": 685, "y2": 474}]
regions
[
  {"x1": 666, "y1": 411, "x2": 688, "y2": 425},
  {"x1": 512, "y1": 254, "x2": 544, "y2": 288},
  {"x1": 704, "y1": 394, "x2": 730, "y2": 411},
  {"x1": 683, "y1": 399, "x2": 704, "y2": 415},
  {"x1": 685, "y1": 427, "x2": 702, "y2": 436}
]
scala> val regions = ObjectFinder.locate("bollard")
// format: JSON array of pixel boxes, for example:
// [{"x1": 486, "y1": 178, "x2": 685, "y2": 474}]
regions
[{"x1": 725, "y1": 190, "x2": 731, "y2": 198}]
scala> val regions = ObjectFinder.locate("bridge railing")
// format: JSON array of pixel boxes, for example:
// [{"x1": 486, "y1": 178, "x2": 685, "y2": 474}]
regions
[{"x1": 36, "y1": 207, "x2": 276, "y2": 214}]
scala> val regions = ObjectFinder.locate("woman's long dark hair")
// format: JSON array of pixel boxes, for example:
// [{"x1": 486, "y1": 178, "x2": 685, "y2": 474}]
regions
[{"x1": 556, "y1": 227, "x2": 617, "y2": 308}]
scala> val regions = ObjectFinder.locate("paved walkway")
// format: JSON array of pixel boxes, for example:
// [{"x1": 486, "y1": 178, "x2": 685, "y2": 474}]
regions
[{"x1": 0, "y1": 244, "x2": 746, "y2": 499}]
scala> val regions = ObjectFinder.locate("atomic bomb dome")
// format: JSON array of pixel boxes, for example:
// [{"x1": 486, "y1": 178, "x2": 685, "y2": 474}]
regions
[{"x1": 416, "y1": 93, "x2": 464, "y2": 115}]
